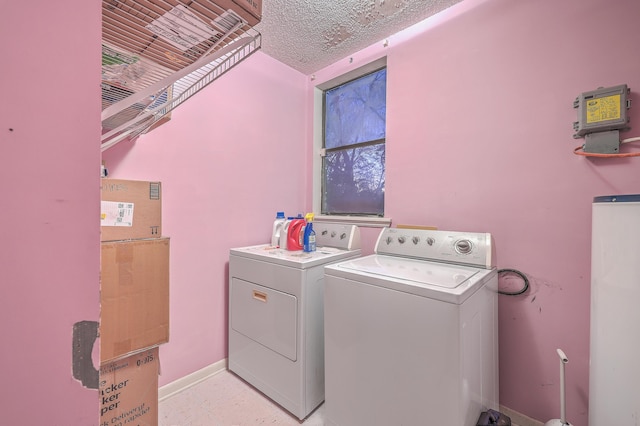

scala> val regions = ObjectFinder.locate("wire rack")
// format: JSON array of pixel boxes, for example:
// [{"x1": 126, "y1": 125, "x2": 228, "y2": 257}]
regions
[{"x1": 101, "y1": 0, "x2": 262, "y2": 151}]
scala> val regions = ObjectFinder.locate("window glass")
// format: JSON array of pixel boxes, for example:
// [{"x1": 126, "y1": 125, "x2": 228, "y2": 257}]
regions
[
  {"x1": 324, "y1": 69, "x2": 387, "y2": 149},
  {"x1": 322, "y1": 144, "x2": 385, "y2": 215},
  {"x1": 322, "y1": 68, "x2": 386, "y2": 216}
]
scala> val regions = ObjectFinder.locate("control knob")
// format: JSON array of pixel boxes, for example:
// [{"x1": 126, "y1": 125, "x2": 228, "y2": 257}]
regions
[{"x1": 455, "y1": 239, "x2": 473, "y2": 254}]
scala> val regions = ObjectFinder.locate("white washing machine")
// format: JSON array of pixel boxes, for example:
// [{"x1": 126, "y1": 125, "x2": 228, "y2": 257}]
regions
[
  {"x1": 324, "y1": 227, "x2": 499, "y2": 426},
  {"x1": 228, "y1": 223, "x2": 361, "y2": 420}
]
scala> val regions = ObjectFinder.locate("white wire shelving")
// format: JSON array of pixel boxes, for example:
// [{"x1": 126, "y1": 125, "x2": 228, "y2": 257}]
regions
[{"x1": 101, "y1": 0, "x2": 262, "y2": 151}]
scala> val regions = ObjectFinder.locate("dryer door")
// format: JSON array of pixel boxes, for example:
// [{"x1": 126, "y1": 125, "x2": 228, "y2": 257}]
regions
[{"x1": 230, "y1": 278, "x2": 297, "y2": 361}]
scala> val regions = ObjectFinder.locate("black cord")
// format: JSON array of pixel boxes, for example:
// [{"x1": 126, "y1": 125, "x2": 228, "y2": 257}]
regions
[{"x1": 497, "y1": 268, "x2": 529, "y2": 296}]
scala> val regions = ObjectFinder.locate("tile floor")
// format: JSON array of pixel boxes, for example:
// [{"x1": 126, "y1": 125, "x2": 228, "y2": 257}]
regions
[
  {"x1": 158, "y1": 369, "x2": 521, "y2": 426},
  {"x1": 159, "y1": 369, "x2": 325, "y2": 425}
]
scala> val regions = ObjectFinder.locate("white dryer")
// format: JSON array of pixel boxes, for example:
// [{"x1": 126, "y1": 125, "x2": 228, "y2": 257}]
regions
[
  {"x1": 228, "y1": 223, "x2": 361, "y2": 420},
  {"x1": 323, "y1": 227, "x2": 499, "y2": 426}
]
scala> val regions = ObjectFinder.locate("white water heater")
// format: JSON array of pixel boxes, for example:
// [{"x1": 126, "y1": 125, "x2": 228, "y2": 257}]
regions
[{"x1": 589, "y1": 194, "x2": 640, "y2": 424}]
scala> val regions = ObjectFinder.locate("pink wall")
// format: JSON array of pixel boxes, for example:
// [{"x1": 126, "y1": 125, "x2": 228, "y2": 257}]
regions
[
  {"x1": 101, "y1": 0, "x2": 640, "y2": 425},
  {"x1": 310, "y1": 0, "x2": 640, "y2": 424},
  {"x1": 0, "y1": 1, "x2": 102, "y2": 425},
  {"x1": 102, "y1": 52, "x2": 308, "y2": 385}
]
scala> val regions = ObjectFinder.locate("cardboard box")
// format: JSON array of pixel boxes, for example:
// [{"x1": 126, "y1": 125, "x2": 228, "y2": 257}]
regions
[
  {"x1": 99, "y1": 347, "x2": 159, "y2": 426},
  {"x1": 183, "y1": 0, "x2": 262, "y2": 25},
  {"x1": 102, "y1": 0, "x2": 262, "y2": 72},
  {"x1": 101, "y1": 179, "x2": 162, "y2": 242},
  {"x1": 100, "y1": 238, "x2": 170, "y2": 363},
  {"x1": 230, "y1": 0, "x2": 262, "y2": 23}
]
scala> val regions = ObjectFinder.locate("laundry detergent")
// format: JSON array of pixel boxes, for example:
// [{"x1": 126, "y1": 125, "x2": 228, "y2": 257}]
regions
[
  {"x1": 286, "y1": 218, "x2": 306, "y2": 251},
  {"x1": 271, "y1": 212, "x2": 286, "y2": 247},
  {"x1": 280, "y1": 217, "x2": 294, "y2": 250}
]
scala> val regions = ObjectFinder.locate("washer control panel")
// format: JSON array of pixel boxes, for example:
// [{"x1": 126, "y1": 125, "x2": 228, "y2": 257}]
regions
[{"x1": 375, "y1": 227, "x2": 494, "y2": 268}]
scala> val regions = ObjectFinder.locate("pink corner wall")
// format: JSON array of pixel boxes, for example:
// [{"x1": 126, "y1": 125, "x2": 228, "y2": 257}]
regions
[
  {"x1": 102, "y1": 52, "x2": 308, "y2": 386},
  {"x1": 0, "y1": 1, "x2": 102, "y2": 425},
  {"x1": 309, "y1": 0, "x2": 640, "y2": 424},
  {"x1": 100, "y1": 0, "x2": 640, "y2": 425}
]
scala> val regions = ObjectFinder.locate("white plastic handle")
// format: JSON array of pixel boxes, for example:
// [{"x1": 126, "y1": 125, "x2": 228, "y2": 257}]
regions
[{"x1": 556, "y1": 348, "x2": 568, "y2": 363}]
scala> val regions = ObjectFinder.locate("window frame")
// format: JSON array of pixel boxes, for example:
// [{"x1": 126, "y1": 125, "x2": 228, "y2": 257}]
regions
[{"x1": 312, "y1": 57, "x2": 391, "y2": 228}]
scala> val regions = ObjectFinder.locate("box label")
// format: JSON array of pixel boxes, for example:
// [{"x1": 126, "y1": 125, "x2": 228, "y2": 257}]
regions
[
  {"x1": 146, "y1": 5, "x2": 221, "y2": 51},
  {"x1": 101, "y1": 201, "x2": 134, "y2": 227},
  {"x1": 586, "y1": 94, "x2": 621, "y2": 124}
]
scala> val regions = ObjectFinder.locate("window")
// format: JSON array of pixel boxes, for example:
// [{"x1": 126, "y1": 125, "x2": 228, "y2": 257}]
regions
[{"x1": 321, "y1": 67, "x2": 387, "y2": 216}]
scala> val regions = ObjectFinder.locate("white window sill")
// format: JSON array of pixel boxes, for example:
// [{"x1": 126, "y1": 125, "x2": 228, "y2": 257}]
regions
[{"x1": 314, "y1": 215, "x2": 392, "y2": 228}]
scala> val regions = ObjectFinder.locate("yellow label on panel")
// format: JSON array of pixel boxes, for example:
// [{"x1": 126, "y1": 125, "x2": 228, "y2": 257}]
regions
[{"x1": 586, "y1": 94, "x2": 621, "y2": 124}]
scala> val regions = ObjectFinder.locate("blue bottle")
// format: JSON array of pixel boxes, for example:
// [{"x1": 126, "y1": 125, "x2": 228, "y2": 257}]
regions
[{"x1": 303, "y1": 213, "x2": 316, "y2": 252}]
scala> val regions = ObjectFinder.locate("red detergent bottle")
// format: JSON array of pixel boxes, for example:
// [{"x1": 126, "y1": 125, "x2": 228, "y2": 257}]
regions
[{"x1": 287, "y1": 215, "x2": 306, "y2": 251}]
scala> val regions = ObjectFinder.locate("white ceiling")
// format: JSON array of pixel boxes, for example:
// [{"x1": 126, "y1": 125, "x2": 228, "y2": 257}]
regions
[{"x1": 254, "y1": 0, "x2": 465, "y2": 75}]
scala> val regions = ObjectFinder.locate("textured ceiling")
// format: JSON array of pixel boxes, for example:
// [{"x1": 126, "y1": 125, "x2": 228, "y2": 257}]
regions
[{"x1": 254, "y1": 0, "x2": 465, "y2": 75}]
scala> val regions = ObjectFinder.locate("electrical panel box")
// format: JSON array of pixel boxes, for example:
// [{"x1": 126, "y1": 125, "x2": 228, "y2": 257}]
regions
[
  {"x1": 573, "y1": 84, "x2": 631, "y2": 154},
  {"x1": 573, "y1": 84, "x2": 631, "y2": 138}
]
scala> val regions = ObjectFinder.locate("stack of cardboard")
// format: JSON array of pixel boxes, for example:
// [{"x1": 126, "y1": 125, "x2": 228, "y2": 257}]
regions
[{"x1": 99, "y1": 178, "x2": 169, "y2": 426}]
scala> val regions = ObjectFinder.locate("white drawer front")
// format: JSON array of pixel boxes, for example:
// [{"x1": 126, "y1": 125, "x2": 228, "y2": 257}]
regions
[{"x1": 230, "y1": 278, "x2": 298, "y2": 361}]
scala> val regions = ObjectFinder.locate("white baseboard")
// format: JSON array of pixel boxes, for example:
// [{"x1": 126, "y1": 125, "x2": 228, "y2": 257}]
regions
[
  {"x1": 500, "y1": 405, "x2": 544, "y2": 426},
  {"x1": 158, "y1": 358, "x2": 227, "y2": 402}
]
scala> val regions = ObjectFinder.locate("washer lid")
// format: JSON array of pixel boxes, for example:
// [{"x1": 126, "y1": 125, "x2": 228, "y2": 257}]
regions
[
  {"x1": 325, "y1": 254, "x2": 496, "y2": 304},
  {"x1": 336, "y1": 255, "x2": 480, "y2": 288}
]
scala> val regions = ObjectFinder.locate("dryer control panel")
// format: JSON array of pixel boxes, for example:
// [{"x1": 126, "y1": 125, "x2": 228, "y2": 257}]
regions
[
  {"x1": 374, "y1": 228, "x2": 494, "y2": 269},
  {"x1": 314, "y1": 223, "x2": 361, "y2": 250}
]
